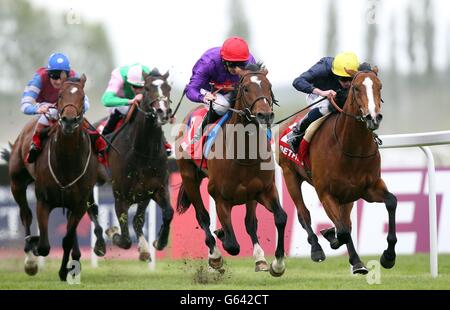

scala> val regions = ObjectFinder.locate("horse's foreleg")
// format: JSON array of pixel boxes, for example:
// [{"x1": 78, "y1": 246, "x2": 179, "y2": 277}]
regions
[
  {"x1": 36, "y1": 201, "x2": 51, "y2": 257},
  {"x1": 257, "y1": 185, "x2": 287, "y2": 277},
  {"x1": 365, "y1": 179, "x2": 397, "y2": 269},
  {"x1": 245, "y1": 201, "x2": 269, "y2": 272},
  {"x1": 133, "y1": 199, "x2": 151, "y2": 261},
  {"x1": 59, "y1": 211, "x2": 83, "y2": 282},
  {"x1": 152, "y1": 188, "x2": 174, "y2": 251},
  {"x1": 215, "y1": 198, "x2": 240, "y2": 256},
  {"x1": 283, "y1": 166, "x2": 325, "y2": 262},
  {"x1": 107, "y1": 199, "x2": 132, "y2": 249},
  {"x1": 319, "y1": 193, "x2": 346, "y2": 249},
  {"x1": 87, "y1": 194, "x2": 106, "y2": 257}
]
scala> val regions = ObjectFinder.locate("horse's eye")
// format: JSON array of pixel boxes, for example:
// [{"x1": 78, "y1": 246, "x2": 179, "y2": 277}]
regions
[{"x1": 244, "y1": 87, "x2": 249, "y2": 93}]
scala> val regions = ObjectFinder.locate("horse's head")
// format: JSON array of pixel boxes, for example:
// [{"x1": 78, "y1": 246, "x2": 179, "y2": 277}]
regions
[
  {"x1": 140, "y1": 69, "x2": 171, "y2": 126},
  {"x1": 345, "y1": 67, "x2": 383, "y2": 131},
  {"x1": 57, "y1": 72, "x2": 86, "y2": 135},
  {"x1": 234, "y1": 63, "x2": 274, "y2": 126}
]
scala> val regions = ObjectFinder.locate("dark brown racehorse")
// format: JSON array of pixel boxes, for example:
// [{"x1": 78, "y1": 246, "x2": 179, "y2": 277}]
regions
[
  {"x1": 103, "y1": 69, "x2": 174, "y2": 262},
  {"x1": 4, "y1": 74, "x2": 99, "y2": 280},
  {"x1": 176, "y1": 63, "x2": 287, "y2": 276},
  {"x1": 278, "y1": 67, "x2": 397, "y2": 274}
]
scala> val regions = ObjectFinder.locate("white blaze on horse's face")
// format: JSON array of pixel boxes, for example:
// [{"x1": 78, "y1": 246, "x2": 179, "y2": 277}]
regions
[
  {"x1": 70, "y1": 87, "x2": 78, "y2": 94},
  {"x1": 250, "y1": 75, "x2": 269, "y2": 104},
  {"x1": 152, "y1": 79, "x2": 166, "y2": 112},
  {"x1": 363, "y1": 76, "x2": 376, "y2": 119}
]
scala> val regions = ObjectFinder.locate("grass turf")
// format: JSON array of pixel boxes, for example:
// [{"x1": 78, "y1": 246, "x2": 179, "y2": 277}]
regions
[{"x1": 0, "y1": 254, "x2": 449, "y2": 290}]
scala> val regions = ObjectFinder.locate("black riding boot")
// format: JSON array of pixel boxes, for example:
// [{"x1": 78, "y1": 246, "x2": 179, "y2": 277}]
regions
[
  {"x1": 102, "y1": 110, "x2": 123, "y2": 136},
  {"x1": 288, "y1": 107, "x2": 323, "y2": 152}
]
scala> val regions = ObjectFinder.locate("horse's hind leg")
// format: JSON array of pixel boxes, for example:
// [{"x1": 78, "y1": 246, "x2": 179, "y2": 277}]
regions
[
  {"x1": 364, "y1": 179, "x2": 397, "y2": 269},
  {"x1": 59, "y1": 210, "x2": 83, "y2": 282},
  {"x1": 257, "y1": 184, "x2": 287, "y2": 277},
  {"x1": 10, "y1": 175, "x2": 38, "y2": 275},
  {"x1": 133, "y1": 199, "x2": 151, "y2": 261},
  {"x1": 152, "y1": 187, "x2": 174, "y2": 251},
  {"x1": 244, "y1": 200, "x2": 269, "y2": 272},
  {"x1": 87, "y1": 193, "x2": 106, "y2": 257},
  {"x1": 106, "y1": 199, "x2": 132, "y2": 249},
  {"x1": 283, "y1": 166, "x2": 325, "y2": 262},
  {"x1": 180, "y1": 167, "x2": 221, "y2": 269}
]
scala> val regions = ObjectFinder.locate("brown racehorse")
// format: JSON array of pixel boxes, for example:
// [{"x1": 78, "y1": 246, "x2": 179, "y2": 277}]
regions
[
  {"x1": 4, "y1": 74, "x2": 99, "y2": 281},
  {"x1": 176, "y1": 63, "x2": 287, "y2": 276},
  {"x1": 103, "y1": 69, "x2": 174, "y2": 262},
  {"x1": 278, "y1": 67, "x2": 397, "y2": 274}
]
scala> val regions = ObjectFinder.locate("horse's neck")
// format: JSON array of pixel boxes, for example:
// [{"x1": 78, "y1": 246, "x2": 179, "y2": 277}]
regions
[
  {"x1": 53, "y1": 128, "x2": 88, "y2": 168},
  {"x1": 338, "y1": 95, "x2": 375, "y2": 153},
  {"x1": 131, "y1": 113, "x2": 162, "y2": 155}
]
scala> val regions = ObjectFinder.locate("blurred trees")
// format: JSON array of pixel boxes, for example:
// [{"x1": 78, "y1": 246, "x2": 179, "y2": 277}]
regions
[{"x1": 0, "y1": 0, "x2": 114, "y2": 141}]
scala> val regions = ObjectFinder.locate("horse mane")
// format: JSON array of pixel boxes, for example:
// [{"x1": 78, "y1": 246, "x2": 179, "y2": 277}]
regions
[
  {"x1": 230, "y1": 62, "x2": 266, "y2": 103},
  {"x1": 149, "y1": 68, "x2": 162, "y2": 77},
  {"x1": 66, "y1": 77, "x2": 81, "y2": 83}
]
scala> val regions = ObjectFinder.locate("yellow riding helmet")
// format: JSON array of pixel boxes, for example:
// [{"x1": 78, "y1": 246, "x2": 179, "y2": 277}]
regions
[{"x1": 332, "y1": 52, "x2": 360, "y2": 77}]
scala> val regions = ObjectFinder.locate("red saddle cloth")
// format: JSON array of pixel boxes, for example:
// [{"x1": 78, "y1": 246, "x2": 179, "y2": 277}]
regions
[
  {"x1": 278, "y1": 118, "x2": 311, "y2": 169},
  {"x1": 180, "y1": 108, "x2": 209, "y2": 169}
]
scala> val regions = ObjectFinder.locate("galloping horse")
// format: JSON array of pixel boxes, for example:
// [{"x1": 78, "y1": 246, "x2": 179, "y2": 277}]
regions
[
  {"x1": 4, "y1": 74, "x2": 99, "y2": 280},
  {"x1": 278, "y1": 67, "x2": 397, "y2": 274},
  {"x1": 104, "y1": 69, "x2": 174, "y2": 261},
  {"x1": 176, "y1": 64, "x2": 287, "y2": 276}
]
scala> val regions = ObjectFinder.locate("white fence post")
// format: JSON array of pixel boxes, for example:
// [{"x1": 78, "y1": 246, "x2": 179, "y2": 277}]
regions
[{"x1": 420, "y1": 146, "x2": 438, "y2": 278}]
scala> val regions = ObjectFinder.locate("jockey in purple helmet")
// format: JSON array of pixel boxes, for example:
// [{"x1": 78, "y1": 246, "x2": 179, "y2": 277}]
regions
[
  {"x1": 185, "y1": 36, "x2": 257, "y2": 134},
  {"x1": 20, "y1": 53, "x2": 90, "y2": 163}
]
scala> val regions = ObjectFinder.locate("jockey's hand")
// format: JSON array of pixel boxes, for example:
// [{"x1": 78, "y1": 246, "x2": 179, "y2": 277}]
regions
[
  {"x1": 202, "y1": 92, "x2": 216, "y2": 104},
  {"x1": 320, "y1": 90, "x2": 337, "y2": 101},
  {"x1": 128, "y1": 94, "x2": 143, "y2": 105},
  {"x1": 37, "y1": 104, "x2": 52, "y2": 114},
  {"x1": 169, "y1": 116, "x2": 176, "y2": 124}
]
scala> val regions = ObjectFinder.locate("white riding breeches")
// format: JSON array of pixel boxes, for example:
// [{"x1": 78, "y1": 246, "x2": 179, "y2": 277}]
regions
[
  {"x1": 306, "y1": 93, "x2": 331, "y2": 115},
  {"x1": 200, "y1": 89, "x2": 231, "y2": 116}
]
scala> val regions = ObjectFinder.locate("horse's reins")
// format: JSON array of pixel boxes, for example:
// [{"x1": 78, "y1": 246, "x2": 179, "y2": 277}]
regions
[{"x1": 48, "y1": 131, "x2": 92, "y2": 190}]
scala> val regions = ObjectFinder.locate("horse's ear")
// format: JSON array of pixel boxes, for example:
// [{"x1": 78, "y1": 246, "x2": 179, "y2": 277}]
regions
[
  {"x1": 372, "y1": 66, "x2": 379, "y2": 75},
  {"x1": 79, "y1": 74, "x2": 87, "y2": 88},
  {"x1": 60, "y1": 71, "x2": 67, "y2": 83},
  {"x1": 261, "y1": 67, "x2": 269, "y2": 76},
  {"x1": 344, "y1": 68, "x2": 357, "y2": 77},
  {"x1": 162, "y1": 70, "x2": 169, "y2": 80}
]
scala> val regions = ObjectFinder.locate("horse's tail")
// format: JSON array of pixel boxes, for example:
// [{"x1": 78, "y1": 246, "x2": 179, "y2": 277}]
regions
[
  {"x1": 176, "y1": 183, "x2": 191, "y2": 214},
  {"x1": 1, "y1": 142, "x2": 12, "y2": 163}
]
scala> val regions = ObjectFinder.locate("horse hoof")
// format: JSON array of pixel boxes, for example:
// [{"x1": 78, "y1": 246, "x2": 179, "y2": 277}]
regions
[
  {"x1": 24, "y1": 263, "x2": 38, "y2": 276},
  {"x1": 152, "y1": 239, "x2": 164, "y2": 251},
  {"x1": 311, "y1": 251, "x2": 326, "y2": 262},
  {"x1": 320, "y1": 227, "x2": 336, "y2": 240},
  {"x1": 255, "y1": 260, "x2": 269, "y2": 272},
  {"x1": 59, "y1": 269, "x2": 68, "y2": 282},
  {"x1": 380, "y1": 251, "x2": 396, "y2": 269},
  {"x1": 352, "y1": 262, "x2": 369, "y2": 275},
  {"x1": 269, "y1": 263, "x2": 285, "y2": 277},
  {"x1": 139, "y1": 251, "x2": 151, "y2": 262},
  {"x1": 208, "y1": 256, "x2": 224, "y2": 270},
  {"x1": 105, "y1": 226, "x2": 120, "y2": 239},
  {"x1": 94, "y1": 240, "x2": 106, "y2": 257}
]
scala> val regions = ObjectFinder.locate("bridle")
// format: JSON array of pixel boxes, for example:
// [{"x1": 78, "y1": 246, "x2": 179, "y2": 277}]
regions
[
  {"x1": 136, "y1": 83, "x2": 172, "y2": 119},
  {"x1": 57, "y1": 81, "x2": 85, "y2": 129}
]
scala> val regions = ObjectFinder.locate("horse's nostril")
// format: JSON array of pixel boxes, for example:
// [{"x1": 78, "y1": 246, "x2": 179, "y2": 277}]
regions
[
  {"x1": 156, "y1": 108, "x2": 164, "y2": 115},
  {"x1": 376, "y1": 114, "x2": 383, "y2": 122}
]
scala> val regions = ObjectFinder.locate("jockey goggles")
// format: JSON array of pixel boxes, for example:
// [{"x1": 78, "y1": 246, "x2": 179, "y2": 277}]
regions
[
  {"x1": 48, "y1": 70, "x2": 69, "y2": 80},
  {"x1": 224, "y1": 60, "x2": 247, "y2": 69}
]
